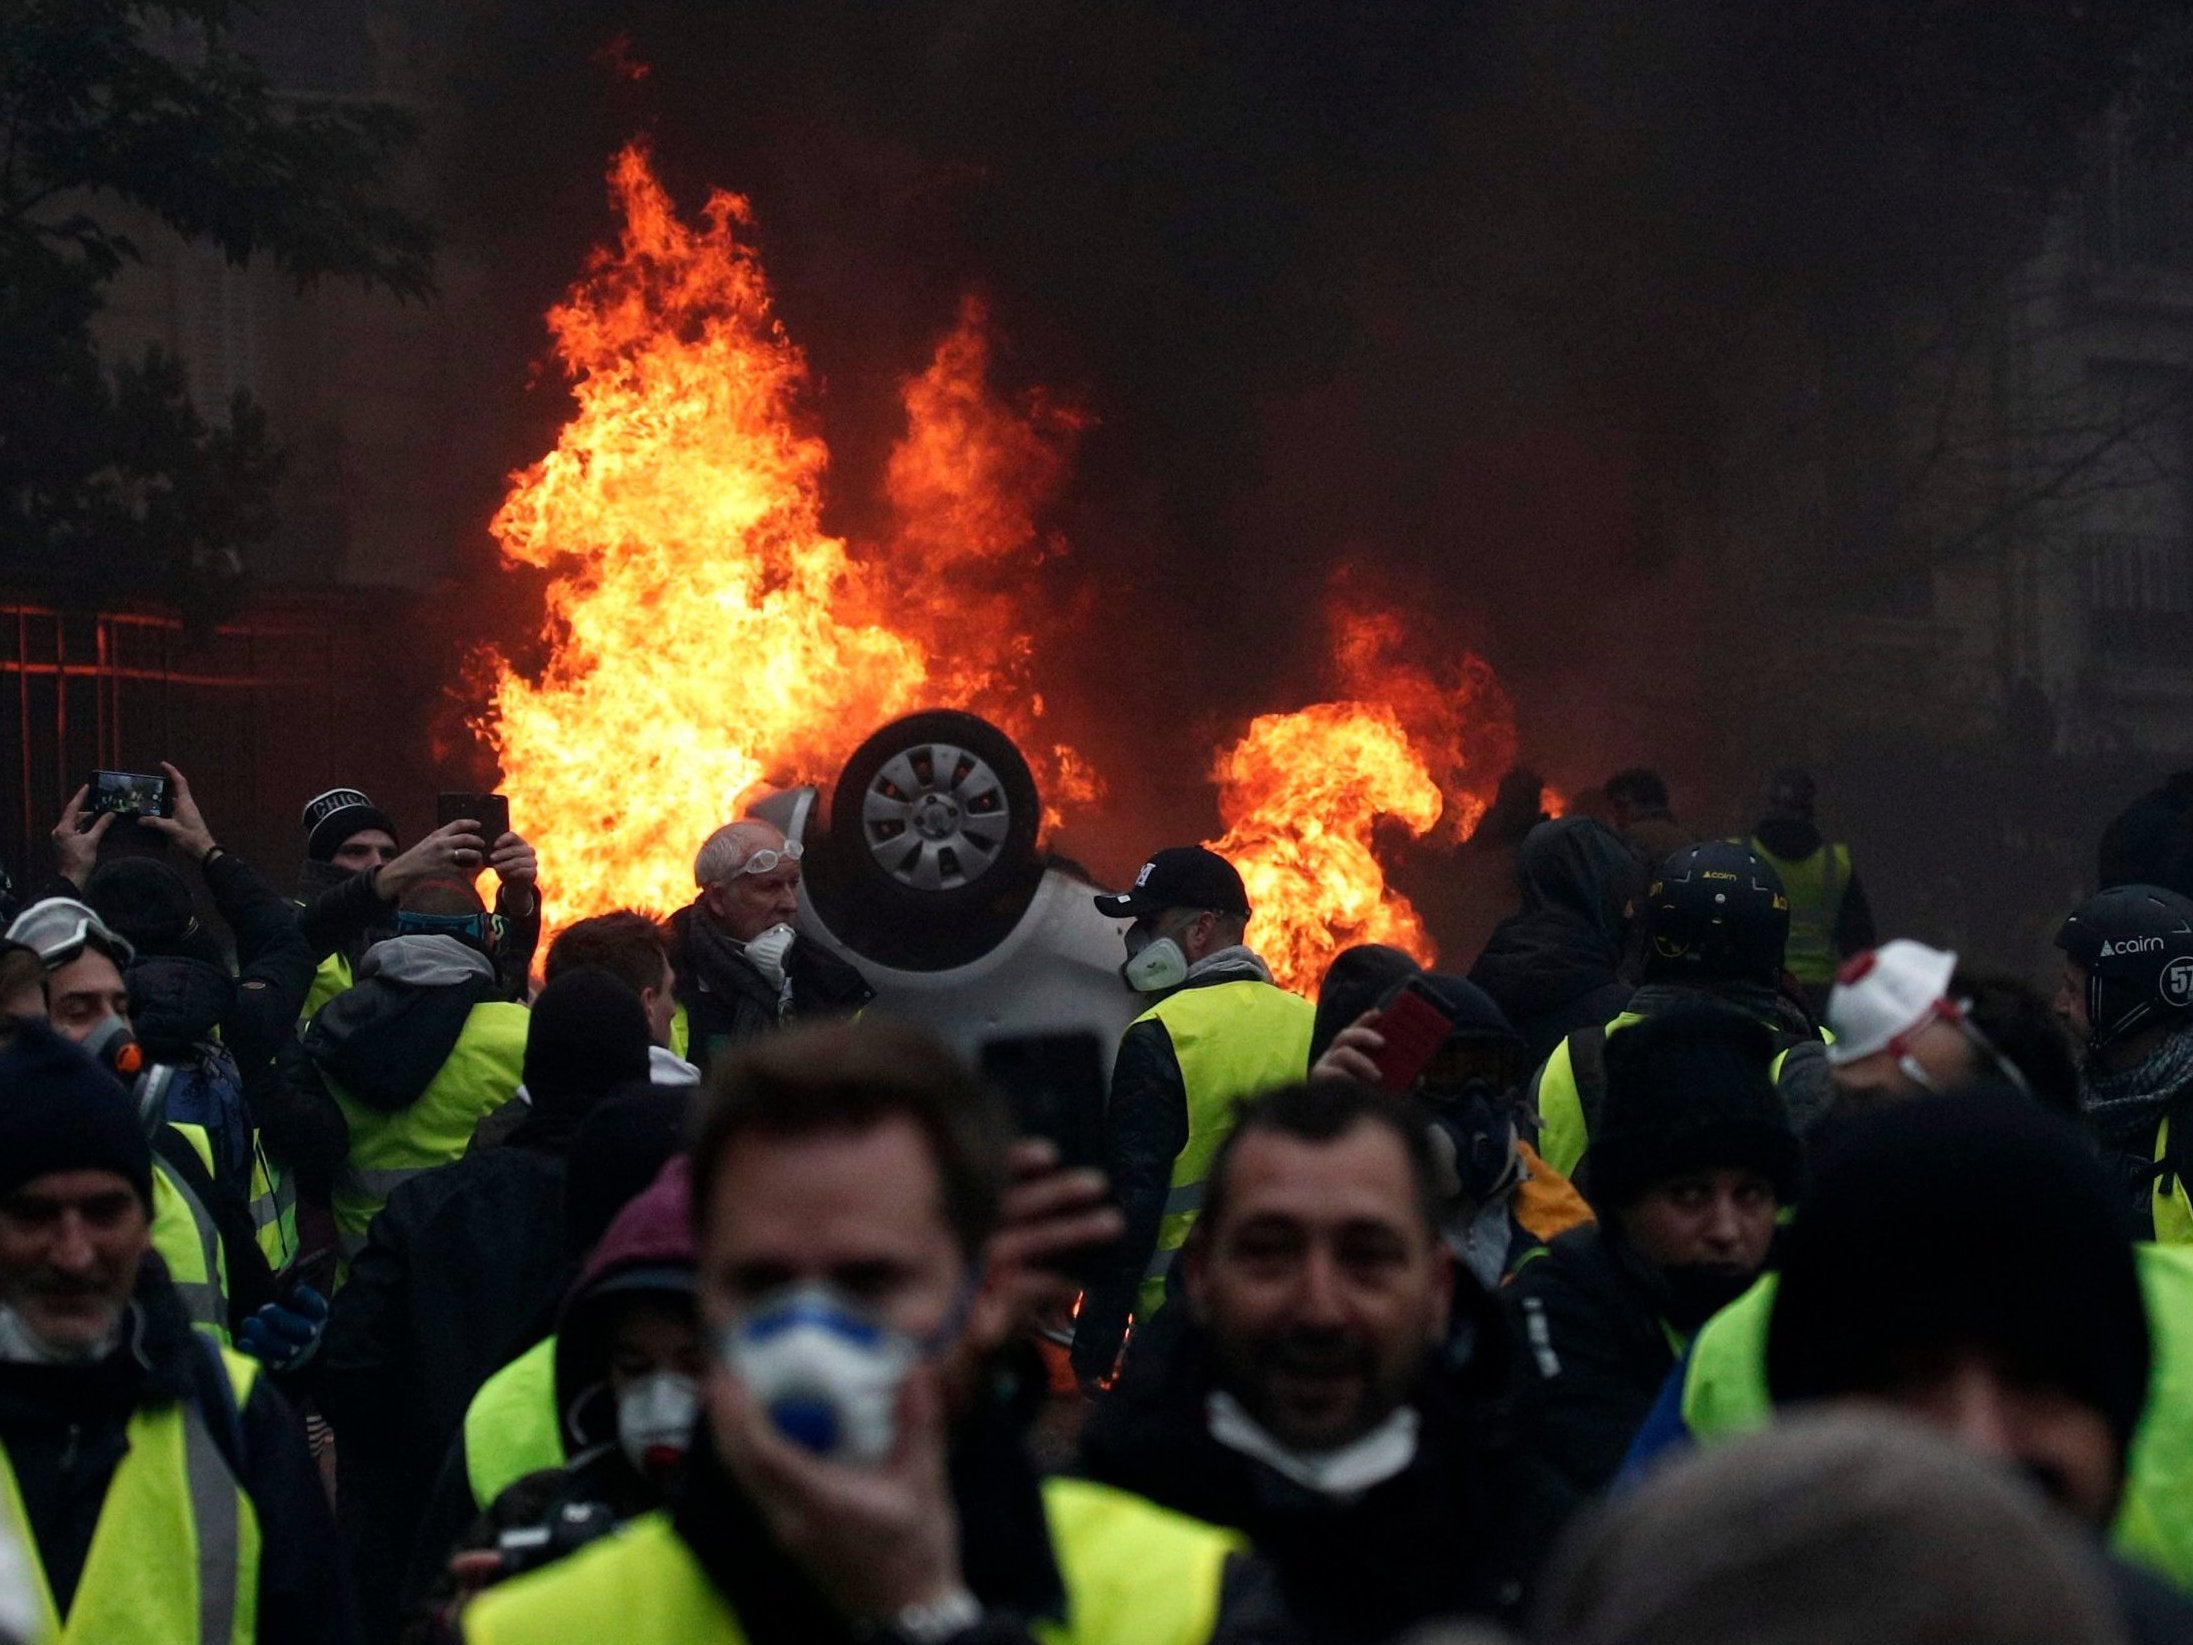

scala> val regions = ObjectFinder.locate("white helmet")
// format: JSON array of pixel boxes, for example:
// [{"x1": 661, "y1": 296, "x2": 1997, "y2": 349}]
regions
[{"x1": 1825, "y1": 940, "x2": 1958, "y2": 1066}]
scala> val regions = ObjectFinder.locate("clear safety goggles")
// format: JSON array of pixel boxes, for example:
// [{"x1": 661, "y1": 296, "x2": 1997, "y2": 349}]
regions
[
  {"x1": 734, "y1": 840, "x2": 804, "y2": 877},
  {"x1": 5, "y1": 898, "x2": 134, "y2": 968}
]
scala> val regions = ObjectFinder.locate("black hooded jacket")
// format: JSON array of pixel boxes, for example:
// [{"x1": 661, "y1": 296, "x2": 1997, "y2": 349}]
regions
[
  {"x1": 0, "y1": 1255, "x2": 357, "y2": 1645},
  {"x1": 1077, "y1": 1281, "x2": 1573, "y2": 1641},
  {"x1": 1470, "y1": 820, "x2": 1639, "y2": 1067}
]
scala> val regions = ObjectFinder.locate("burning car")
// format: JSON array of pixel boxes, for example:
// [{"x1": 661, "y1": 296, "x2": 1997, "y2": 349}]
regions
[{"x1": 747, "y1": 708, "x2": 1142, "y2": 1069}]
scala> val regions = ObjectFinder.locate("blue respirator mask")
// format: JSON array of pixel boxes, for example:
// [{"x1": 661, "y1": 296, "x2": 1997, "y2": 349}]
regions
[{"x1": 394, "y1": 908, "x2": 494, "y2": 947}]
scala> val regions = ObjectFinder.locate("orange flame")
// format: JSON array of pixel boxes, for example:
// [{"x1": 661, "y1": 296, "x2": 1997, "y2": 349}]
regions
[
  {"x1": 1208, "y1": 595, "x2": 1526, "y2": 995},
  {"x1": 480, "y1": 145, "x2": 1081, "y2": 933}
]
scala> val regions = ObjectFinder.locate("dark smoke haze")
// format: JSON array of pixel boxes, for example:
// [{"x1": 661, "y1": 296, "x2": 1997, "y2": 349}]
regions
[{"x1": 414, "y1": 1, "x2": 2176, "y2": 964}]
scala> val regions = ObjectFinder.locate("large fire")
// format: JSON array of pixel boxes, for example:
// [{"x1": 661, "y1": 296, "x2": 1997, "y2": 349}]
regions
[
  {"x1": 480, "y1": 142, "x2": 1536, "y2": 990},
  {"x1": 481, "y1": 145, "x2": 1082, "y2": 929},
  {"x1": 1209, "y1": 600, "x2": 1526, "y2": 994}
]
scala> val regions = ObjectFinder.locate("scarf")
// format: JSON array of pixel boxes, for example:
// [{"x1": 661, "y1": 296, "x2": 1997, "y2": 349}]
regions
[{"x1": 2082, "y1": 1024, "x2": 2193, "y2": 1153}]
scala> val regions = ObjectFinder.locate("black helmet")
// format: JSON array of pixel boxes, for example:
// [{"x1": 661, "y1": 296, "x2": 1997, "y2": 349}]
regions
[
  {"x1": 2055, "y1": 884, "x2": 2193, "y2": 1055},
  {"x1": 1643, "y1": 842, "x2": 1790, "y2": 988}
]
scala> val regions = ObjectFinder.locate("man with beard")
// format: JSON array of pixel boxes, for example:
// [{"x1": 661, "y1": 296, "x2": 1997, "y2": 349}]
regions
[
  {"x1": 1505, "y1": 1005, "x2": 1798, "y2": 1496},
  {"x1": 1078, "y1": 1081, "x2": 1572, "y2": 1641}
]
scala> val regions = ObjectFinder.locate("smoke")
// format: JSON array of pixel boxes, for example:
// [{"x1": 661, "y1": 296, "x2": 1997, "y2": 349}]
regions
[{"x1": 412, "y1": 0, "x2": 2156, "y2": 954}]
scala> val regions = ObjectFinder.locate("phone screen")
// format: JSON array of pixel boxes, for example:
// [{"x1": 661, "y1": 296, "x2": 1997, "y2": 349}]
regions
[{"x1": 88, "y1": 770, "x2": 172, "y2": 819}]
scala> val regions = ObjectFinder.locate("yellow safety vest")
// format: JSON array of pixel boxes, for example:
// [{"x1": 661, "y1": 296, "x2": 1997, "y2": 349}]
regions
[
  {"x1": 328, "y1": 1001, "x2": 530, "y2": 1260},
  {"x1": 152, "y1": 1129, "x2": 229, "y2": 1345},
  {"x1": 302, "y1": 952, "x2": 353, "y2": 1022},
  {"x1": 668, "y1": 1003, "x2": 690, "y2": 1065},
  {"x1": 1531, "y1": 1011, "x2": 1823, "y2": 1180},
  {"x1": 1746, "y1": 837, "x2": 1852, "y2": 987},
  {"x1": 464, "y1": 1336, "x2": 565, "y2": 1510},
  {"x1": 462, "y1": 1476, "x2": 1240, "y2": 1645},
  {"x1": 1680, "y1": 1246, "x2": 2193, "y2": 1588},
  {"x1": 0, "y1": 1346, "x2": 263, "y2": 1644},
  {"x1": 2153, "y1": 1118, "x2": 2193, "y2": 1246},
  {"x1": 247, "y1": 1140, "x2": 299, "y2": 1274},
  {"x1": 1131, "y1": 980, "x2": 1315, "y2": 1320}
]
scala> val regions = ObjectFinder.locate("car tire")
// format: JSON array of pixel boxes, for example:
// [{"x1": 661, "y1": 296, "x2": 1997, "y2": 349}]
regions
[{"x1": 817, "y1": 710, "x2": 1045, "y2": 970}]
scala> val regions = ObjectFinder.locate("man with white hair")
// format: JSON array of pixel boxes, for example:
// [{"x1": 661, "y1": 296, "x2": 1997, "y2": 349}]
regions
[
  {"x1": 665, "y1": 818, "x2": 872, "y2": 1073},
  {"x1": 1824, "y1": 940, "x2": 2077, "y2": 1114}
]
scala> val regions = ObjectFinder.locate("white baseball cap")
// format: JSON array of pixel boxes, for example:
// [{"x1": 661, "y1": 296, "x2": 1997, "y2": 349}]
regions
[{"x1": 1826, "y1": 940, "x2": 1960, "y2": 1066}]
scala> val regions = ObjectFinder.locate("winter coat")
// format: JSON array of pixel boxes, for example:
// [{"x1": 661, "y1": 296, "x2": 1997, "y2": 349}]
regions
[
  {"x1": 1504, "y1": 1224, "x2": 1686, "y2": 1497},
  {"x1": 0, "y1": 1254, "x2": 358, "y2": 1645},
  {"x1": 1078, "y1": 1289, "x2": 1573, "y2": 1643},
  {"x1": 665, "y1": 903, "x2": 874, "y2": 1075},
  {"x1": 321, "y1": 1109, "x2": 574, "y2": 1645},
  {"x1": 299, "y1": 867, "x2": 540, "y2": 1004},
  {"x1": 1470, "y1": 819, "x2": 1640, "y2": 1067}
]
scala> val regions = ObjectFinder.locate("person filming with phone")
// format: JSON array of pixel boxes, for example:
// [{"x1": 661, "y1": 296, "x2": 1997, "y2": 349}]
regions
[
  {"x1": 294, "y1": 786, "x2": 542, "y2": 1009},
  {"x1": 457, "y1": 1015, "x2": 1245, "y2": 1645},
  {"x1": 1072, "y1": 847, "x2": 1314, "y2": 1392}
]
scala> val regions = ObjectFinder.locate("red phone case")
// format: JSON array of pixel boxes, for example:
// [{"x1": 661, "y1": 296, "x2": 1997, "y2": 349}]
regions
[{"x1": 1371, "y1": 984, "x2": 1458, "y2": 1092}]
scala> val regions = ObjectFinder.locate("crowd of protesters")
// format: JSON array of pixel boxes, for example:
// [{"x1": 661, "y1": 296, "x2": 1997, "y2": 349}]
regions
[{"x1": 5, "y1": 755, "x2": 2193, "y2": 1645}]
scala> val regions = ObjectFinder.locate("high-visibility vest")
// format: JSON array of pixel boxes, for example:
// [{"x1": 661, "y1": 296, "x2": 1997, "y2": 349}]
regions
[
  {"x1": 1679, "y1": 1246, "x2": 2193, "y2": 1589},
  {"x1": 0, "y1": 1344, "x2": 263, "y2": 1644},
  {"x1": 301, "y1": 952, "x2": 353, "y2": 1022},
  {"x1": 1129, "y1": 980, "x2": 1315, "y2": 1320},
  {"x1": 2153, "y1": 1118, "x2": 2193, "y2": 1247},
  {"x1": 464, "y1": 1335, "x2": 564, "y2": 1510},
  {"x1": 1530, "y1": 1011, "x2": 1823, "y2": 1180},
  {"x1": 328, "y1": 1001, "x2": 529, "y2": 1259},
  {"x1": 1746, "y1": 838, "x2": 1852, "y2": 987},
  {"x1": 247, "y1": 1140, "x2": 299, "y2": 1274},
  {"x1": 153, "y1": 1128, "x2": 229, "y2": 1344},
  {"x1": 462, "y1": 1476, "x2": 1240, "y2": 1645},
  {"x1": 668, "y1": 1003, "x2": 690, "y2": 1064}
]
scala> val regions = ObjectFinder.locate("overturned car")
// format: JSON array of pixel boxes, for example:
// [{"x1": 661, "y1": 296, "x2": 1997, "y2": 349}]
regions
[{"x1": 747, "y1": 710, "x2": 1141, "y2": 1071}]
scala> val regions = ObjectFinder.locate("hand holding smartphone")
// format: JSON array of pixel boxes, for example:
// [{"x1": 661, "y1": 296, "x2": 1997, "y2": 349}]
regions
[
  {"x1": 437, "y1": 791, "x2": 511, "y2": 842},
  {"x1": 85, "y1": 769, "x2": 174, "y2": 820},
  {"x1": 1369, "y1": 978, "x2": 1459, "y2": 1093}
]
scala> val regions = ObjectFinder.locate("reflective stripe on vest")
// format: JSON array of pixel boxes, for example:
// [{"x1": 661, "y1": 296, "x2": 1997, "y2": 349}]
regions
[
  {"x1": 328, "y1": 1000, "x2": 530, "y2": 1259},
  {"x1": 248, "y1": 1139, "x2": 300, "y2": 1272},
  {"x1": 2155, "y1": 1118, "x2": 2193, "y2": 1246},
  {"x1": 1130, "y1": 980, "x2": 1315, "y2": 1318},
  {"x1": 1679, "y1": 1247, "x2": 2193, "y2": 1591},
  {"x1": 464, "y1": 1336, "x2": 564, "y2": 1509},
  {"x1": 460, "y1": 1476, "x2": 1241, "y2": 1645},
  {"x1": 1747, "y1": 838, "x2": 1850, "y2": 987},
  {"x1": 0, "y1": 1345, "x2": 263, "y2": 1643},
  {"x1": 152, "y1": 1157, "x2": 229, "y2": 1344}
]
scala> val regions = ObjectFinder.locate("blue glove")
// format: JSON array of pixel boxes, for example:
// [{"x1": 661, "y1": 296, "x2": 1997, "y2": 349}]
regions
[{"x1": 236, "y1": 1285, "x2": 329, "y2": 1373}]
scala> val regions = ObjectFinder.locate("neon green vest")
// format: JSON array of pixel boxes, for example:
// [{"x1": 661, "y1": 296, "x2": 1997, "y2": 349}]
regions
[
  {"x1": 0, "y1": 1346, "x2": 262, "y2": 1644},
  {"x1": 247, "y1": 1139, "x2": 299, "y2": 1274},
  {"x1": 1130, "y1": 980, "x2": 1315, "y2": 1318},
  {"x1": 1681, "y1": 1246, "x2": 2193, "y2": 1588},
  {"x1": 152, "y1": 1131, "x2": 229, "y2": 1344},
  {"x1": 1532, "y1": 1011, "x2": 1820, "y2": 1180},
  {"x1": 2154, "y1": 1118, "x2": 2193, "y2": 1246},
  {"x1": 329, "y1": 1001, "x2": 530, "y2": 1259},
  {"x1": 302, "y1": 951, "x2": 354, "y2": 1021},
  {"x1": 668, "y1": 1003, "x2": 690, "y2": 1064},
  {"x1": 462, "y1": 1477, "x2": 1240, "y2": 1645},
  {"x1": 1746, "y1": 837, "x2": 1851, "y2": 987},
  {"x1": 465, "y1": 1335, "x2": 565, "y2": 1510}
]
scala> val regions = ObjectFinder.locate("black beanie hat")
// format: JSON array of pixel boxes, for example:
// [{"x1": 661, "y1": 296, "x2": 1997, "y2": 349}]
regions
[
  {"x1": 1312, "y1": 944, "x2": 1423, "y2": 1065},
  {"x1": 562, "y1": 1080, "x2": 692, "y2": 1259},
  {"x1": 84, "y1": 858, "x2": 227, "y2": 973},
  {"x1": 1767, "y1": 1097, "x2": 2150, "y2": 1464},
  {"x1": 523, "y1": 966, "x2": 654, "y2": 1120},
  {"x1": 0, "y1": 1019, "x2": 154, "y2": 1210},
  {"x1": 1588, "y1": 1003, "x2": 1801, "y2": 1209},
  {"x1": 301, "y1": 787, "x2": 399, "y2": 863}
]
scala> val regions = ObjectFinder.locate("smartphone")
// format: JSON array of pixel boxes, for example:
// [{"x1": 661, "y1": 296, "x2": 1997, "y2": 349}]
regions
[
  {"x1": 86, "y1": 769, "x2": 173, "y2": 820},
  {"x1": 982, "y1": 1031, "x2": 1116, "y2": 1285},
  {"x1": 1371, "y1": 978, "x2": 1458, "y2": 1093},
  {"x1": 437, "y1": 791, "x2": 511, "y2": 842}
]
